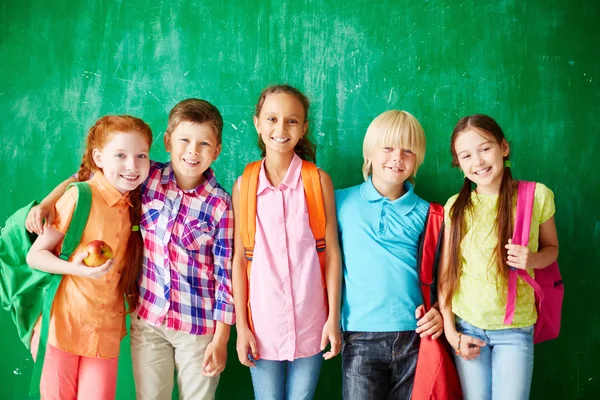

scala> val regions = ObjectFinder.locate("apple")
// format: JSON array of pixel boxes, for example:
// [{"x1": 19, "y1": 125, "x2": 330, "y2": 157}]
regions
[{"x1": 81, "y1": 240, "x2": 114, "y2": 267}]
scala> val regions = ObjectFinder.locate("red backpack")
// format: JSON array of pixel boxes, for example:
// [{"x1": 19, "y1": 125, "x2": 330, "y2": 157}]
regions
[
  {"x1": 503, "y1": 181, "x2": 564, "y2": 343},
  {"x1": 412, "y1": 203, "x2": 463, "y2": 400}
]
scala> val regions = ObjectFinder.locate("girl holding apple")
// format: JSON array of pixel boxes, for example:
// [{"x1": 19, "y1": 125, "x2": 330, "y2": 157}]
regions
[{"x1": 26, "y1": 115, "x2": 152, "y2": 400}]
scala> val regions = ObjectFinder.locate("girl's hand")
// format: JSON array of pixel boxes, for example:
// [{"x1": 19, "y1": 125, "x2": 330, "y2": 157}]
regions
[
  {"x1": 236, "y1": 326, "x2": 258, "y2": 367},
  {"x1": 415, "y1": 305, "x2": 444, "y2": 339},
  {"x1": 71, "y1": 251, "x2": 114, "y2": 279},
  {"x1": 320, "y1": 317, "x2": 342, "y2": 360},
  {"x1": 505, "y1": 239, "x2": 532, "y2": 270},
  {"x1": 445, "y1": 329, "x2": 486, "y2": 361},
  {"x1": 26, "y1": 202, "x2": 56, "y2": 235},
  {"x1": 202, "y1": 336, "x2": 227, "y2": 377}
]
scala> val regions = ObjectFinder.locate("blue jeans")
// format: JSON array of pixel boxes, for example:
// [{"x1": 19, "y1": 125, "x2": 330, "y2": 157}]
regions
[
  {"x1": 342, "y1": 331, "x2": 420, "y2": 400},
  {"x1": 454, "y1": 317, "x2": 535, "y2": 400},
  {"x1": 249, "y1": 352, "x2": 323, "y2": 400}
]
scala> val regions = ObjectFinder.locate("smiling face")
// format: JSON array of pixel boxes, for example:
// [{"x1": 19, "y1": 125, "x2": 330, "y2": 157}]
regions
[
  {"x1": 165, "y1": 120, "x2": 221, "y2": 190},
  {"x1": 453, "y1": 128, "x2": 510, "y2": 195},
  {"x1": 92, "y1": 131, "x2": 150, "y2": 194},
  {"x1": 370, "y1": 146, "x2": 417, "y2": 195},
  {"x1": 254, "y1": 92, "x2": 308, "y2": 157}
]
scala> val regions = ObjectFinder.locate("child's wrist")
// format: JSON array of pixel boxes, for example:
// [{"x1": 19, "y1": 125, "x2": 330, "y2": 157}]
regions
[{"x1": 327, "y1": 312, "x2": 340, "y2": 324}]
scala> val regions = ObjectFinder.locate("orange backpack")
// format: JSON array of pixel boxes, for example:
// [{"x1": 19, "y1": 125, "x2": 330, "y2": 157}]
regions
[{"x1": 239, "y1": 160, "x2": 327, "y2": 331}]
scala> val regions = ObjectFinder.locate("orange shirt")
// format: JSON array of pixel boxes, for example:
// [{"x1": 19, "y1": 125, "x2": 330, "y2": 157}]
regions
[{"x1": 47, "y1": 172, "x2": 132, "y2": 358}]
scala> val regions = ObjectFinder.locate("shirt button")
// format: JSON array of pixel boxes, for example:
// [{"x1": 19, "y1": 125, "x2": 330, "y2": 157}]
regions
[
  {"x1": 281, "y1": 248, "x2": 287, "y2": 255},
  {"x1": 290, "y1": 334, "x2": 296, "y2": 341},
  {"x1": 287, "y1": 306, "x2": 293, "y2": 313},
  {"x1": 116, "y1": 233, "x2": 120, "y2": 238},
  {"x1": 101, "y1": 304, "x2": 106, "y2": 309},
  {"x1": 119, "y1": 209, "x2": 123, "y2": 214},
  {"x1": 95, "y1": 327, "x2": 100, "y2": 332},
  {"x1": 278, "y1": 217, "x2": 285, "y2": 224}
]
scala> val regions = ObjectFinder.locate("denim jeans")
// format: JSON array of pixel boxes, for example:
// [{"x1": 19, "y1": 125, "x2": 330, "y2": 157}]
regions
[
  {"x1": 249, "y1": 352, "x2": 323, "y2": 400},
  {"x1": 453, "y1": 317, "x2": 535, "y2": 400},
  {"x1": 342, "y1": 331, "x2": 420, "y2": 400}
]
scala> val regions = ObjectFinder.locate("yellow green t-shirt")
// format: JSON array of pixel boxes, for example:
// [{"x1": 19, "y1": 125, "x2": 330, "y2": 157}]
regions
[{"x1": 444, "y1": 183, "x2": 555, "y2": 329}]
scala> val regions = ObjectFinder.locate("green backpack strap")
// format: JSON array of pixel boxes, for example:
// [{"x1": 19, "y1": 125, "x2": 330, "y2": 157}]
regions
[{"x1": 29, "y1": 182, "x2": 92, "y2": 396}]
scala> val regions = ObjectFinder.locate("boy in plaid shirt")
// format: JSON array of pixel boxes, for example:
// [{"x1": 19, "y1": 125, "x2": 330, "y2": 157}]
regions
[{"x1": 26, "y1": 99, "x2": 235, "y2": 399}]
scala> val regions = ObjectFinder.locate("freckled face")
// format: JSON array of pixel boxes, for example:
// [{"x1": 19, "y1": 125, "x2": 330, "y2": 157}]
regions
[{"x1": 92, "y1": 132, "x2": 150, "y2": 194}]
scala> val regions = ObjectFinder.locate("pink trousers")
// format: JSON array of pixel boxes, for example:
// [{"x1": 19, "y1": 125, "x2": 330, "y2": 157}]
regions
[{"x1": 31, "y1": 331, "x2": 119, "y2": 400}]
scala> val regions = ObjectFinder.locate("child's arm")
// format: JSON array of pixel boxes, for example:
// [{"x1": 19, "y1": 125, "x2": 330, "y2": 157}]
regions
[
  {"x1": 26, "y1": 177, "x2": 77, "y2": 235},
  {"x1": 505, "y1": 216, "x2": 559, "y2": 270},
  {"x1": 26, "y1": 226, "x2": 113, "y2": 278},
  {"x1": 438, "y1": 225, "x2": 486, "y2": 360},
  {"x1": 231, "y1": 181, "x2": 258, "y2": 367},
  {"x1": 203, "y1": 198, "x2": 236, "y2": 376},
  {"x1": 318, "y1": 170, "x2": 342, "y2": 360}
]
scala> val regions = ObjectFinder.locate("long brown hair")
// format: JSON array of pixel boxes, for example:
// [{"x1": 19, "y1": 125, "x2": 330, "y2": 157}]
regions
[
  {"x1": 77, "y1": 115, "x2": 153, "y2": 312},
  {"x1": 442, "y1": 114, "x2": 514, "y2": 307},
  {"x1": 254, "y1": 84, "x2": 317, "y2": 162}
]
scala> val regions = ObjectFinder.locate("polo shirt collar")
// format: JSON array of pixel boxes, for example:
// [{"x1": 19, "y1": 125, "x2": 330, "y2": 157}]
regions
[
  {"x1": 256, "y1": 153, "x2": 303, "y2": 195},
  {"x1": 89, "y1": 171, "x2": 132, "y2": 207},
  {"x1": 360, "y1": 177, "x2": 418, "y2": 216}
]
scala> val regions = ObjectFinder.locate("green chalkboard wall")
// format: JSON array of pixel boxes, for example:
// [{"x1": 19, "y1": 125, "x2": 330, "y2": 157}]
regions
[{"x1": 1, "y1": 0, "x2": 599, "y2": 398}]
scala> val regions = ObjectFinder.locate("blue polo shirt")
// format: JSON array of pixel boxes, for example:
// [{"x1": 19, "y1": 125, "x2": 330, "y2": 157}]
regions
[{"x1": 336, "y1": 178, "x2": 429, "y2": 332}]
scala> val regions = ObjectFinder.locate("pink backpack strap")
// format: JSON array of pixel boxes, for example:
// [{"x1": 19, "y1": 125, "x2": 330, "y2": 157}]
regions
[{"x1": 504, "y1": 181, "x2": 537, "y2": 325}]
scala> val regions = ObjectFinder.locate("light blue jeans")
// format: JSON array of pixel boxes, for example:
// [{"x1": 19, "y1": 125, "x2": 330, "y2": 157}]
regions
[
  {"x1": 249, "y1": 352, "x2": 323, "y2": 400},
  {"x1": 454, "y1": 317, "x2": 534, "y2": 400}
]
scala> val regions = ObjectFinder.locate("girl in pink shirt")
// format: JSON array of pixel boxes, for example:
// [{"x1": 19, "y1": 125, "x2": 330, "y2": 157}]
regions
[{"x1": 231, "y1": 85, "x2": 342, "y2": 399}]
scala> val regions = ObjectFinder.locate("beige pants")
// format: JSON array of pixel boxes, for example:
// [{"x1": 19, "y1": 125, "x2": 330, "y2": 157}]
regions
[{"x1": 130, "y1": 316, "x2": 219, "y2": 400}]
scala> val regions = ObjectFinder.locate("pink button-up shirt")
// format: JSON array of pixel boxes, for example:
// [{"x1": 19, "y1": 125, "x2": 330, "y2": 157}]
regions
[{"x1": 244, "y1": 154, "x2": 327, "y2": 361}]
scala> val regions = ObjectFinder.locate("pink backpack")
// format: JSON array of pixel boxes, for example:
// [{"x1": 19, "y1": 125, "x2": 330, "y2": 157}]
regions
[{"x1": 503, "y1": 181, "x2": 563, "y2": 343}]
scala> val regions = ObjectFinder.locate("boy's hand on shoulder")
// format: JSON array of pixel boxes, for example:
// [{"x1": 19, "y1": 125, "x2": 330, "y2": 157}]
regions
[
  {"x1": 236, "y1": 326, "x2": 258, "y2": 368},
  {"x1": 26, "y1": 202, "x2": 56, "y2": 235},
  {"x1": 320, "y1": 318, "x2": 342, "y2": 360},
  {"x1": 415, "y1": 305, "x2": 443, "y2": 339},
  {"x1": 202, "y1": 336, "x2": 228, "y2": 377}
]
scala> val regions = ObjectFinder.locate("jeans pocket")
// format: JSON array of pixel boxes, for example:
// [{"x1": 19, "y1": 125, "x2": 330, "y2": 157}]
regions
[
  {"x1": 342, "y1": 331, "x2": 364, "y2": 342},
  {"x1": 455, "y1": 316, "x2": 469, "y2": 331},
  {"x1": 515, "y1": 325, "x2": 535, "y2": 335}
]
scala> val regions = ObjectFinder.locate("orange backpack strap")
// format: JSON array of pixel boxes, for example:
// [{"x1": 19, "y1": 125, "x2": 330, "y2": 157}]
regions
[
  {"x1": 239, "y1": 160, "x2": 262, "y2": 333},
  {"x1": 300, "y1": 161, "x2": 328, "y2": 296},
  {"x1": 239, "y1": 161, "x2": 262, "y2": 260}
]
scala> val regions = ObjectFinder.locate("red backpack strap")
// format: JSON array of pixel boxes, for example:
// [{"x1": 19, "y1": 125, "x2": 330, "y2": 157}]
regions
[
  {"x1": 238, "y1": 160, "x2": 262, "y2": 332},
  {"x1": 300, "y1": 161, "x2": 328, "y2": 297},
  {"x1": 418, "y1": 203, "x2": 445, "y2": 310},
  {"x1": 504, "y1": 181, "x2": 539, "y2": 325}
]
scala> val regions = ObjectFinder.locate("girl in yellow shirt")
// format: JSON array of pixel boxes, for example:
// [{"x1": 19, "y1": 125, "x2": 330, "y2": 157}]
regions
[{"x1": 438, "y1": 114, "x2": 559, "y2": 400}]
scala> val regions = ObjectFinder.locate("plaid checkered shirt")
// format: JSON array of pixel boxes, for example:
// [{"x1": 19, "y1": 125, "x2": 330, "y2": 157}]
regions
[{"x1": 135, "y1": 161, "x2": 235, "y2": 334}]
